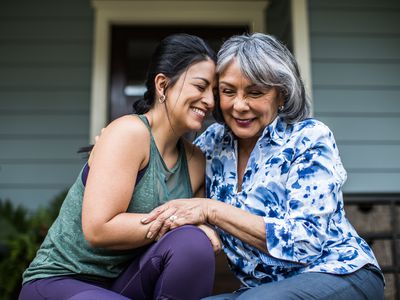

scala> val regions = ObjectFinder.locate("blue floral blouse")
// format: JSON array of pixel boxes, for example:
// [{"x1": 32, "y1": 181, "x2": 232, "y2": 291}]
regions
[{"x1": 194, "y1": 117, "x2": 381, "y2": 287}]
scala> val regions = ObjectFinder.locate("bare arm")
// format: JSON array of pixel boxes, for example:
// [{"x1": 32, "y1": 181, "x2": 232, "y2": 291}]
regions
[
  {"x1": 143, "y1": 198, "x2": 267, "y2": 252},
  {"x1": 82, "y1": 115, "x2": 156, "y2": 250},
  {"x1": 206, "y1": 199, "x2": 266, "y2": 252}
]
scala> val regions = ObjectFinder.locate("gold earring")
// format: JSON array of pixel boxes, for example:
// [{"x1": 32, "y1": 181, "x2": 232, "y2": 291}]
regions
[{"x1": 159, "y1": 95, "x2": 166, "y2": 104}]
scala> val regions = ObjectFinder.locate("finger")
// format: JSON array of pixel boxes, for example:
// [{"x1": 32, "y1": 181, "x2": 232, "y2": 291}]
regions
[
  {"x1": 141, "y1": 205, "x2": 169, "y2": 224},
  {"x1": 211, "y1": 237, "x2": 222, "y2": 254},
  {"x1": 213, "y1": 242, "x2": 222, "y2": 254},
  {"x1": 169, "y1": 218, "x2": 185, "y2": 229},
  {"x1": 146, "y1": 208, "x2": 176, "y2": 239},
  {"x1": 155, "y1": 220, "x2": 172, "y2": 241}
]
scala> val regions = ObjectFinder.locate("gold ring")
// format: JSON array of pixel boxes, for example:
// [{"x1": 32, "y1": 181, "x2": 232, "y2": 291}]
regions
[{"x1": 169, "y1": 215, "x2": 178, "y2": 222}]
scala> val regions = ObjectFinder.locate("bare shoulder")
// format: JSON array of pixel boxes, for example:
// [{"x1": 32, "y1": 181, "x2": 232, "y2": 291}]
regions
[
  {"x1": 89, "y1": 115, "x2": 150, "y2": 167},
  {"x1": 107, "y1": 115, "x2": 149, "y2": 138}
]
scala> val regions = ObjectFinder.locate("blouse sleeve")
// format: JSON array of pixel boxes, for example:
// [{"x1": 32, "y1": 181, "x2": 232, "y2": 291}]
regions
[
  {"x1": 263, "y1": 123, "x2": 347, "y2": 265},
  {"x1": 193, "y1": 131, "x2": 207, "y2": 153}
]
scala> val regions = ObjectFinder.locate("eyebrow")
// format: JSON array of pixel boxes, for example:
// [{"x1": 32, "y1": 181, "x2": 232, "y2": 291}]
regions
[
  {"x1": 219, "y1": 81, "x2": 234, "y2": 87},
  {"x1": 192, "y1": 77, "x2": 210, "y2": 85},
  {"x1": 219, "y1": 81, "x2": 259, "y2": 89}
]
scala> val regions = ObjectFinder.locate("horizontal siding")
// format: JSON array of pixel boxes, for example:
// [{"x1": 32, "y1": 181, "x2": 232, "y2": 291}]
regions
[
  {"x1": 339, "y1": 145, "x2": 400, "y2": 170},
  {"x1": 0, "y1": 115, "x2": 89, "y2": 136},
  {"x1": 312, "y1": 63, "x2": 400, "y2": 87},
  {"x1": 0, "y1": 163, "x2": 84, "y2": 185},
  {"x1": 0, "y1": 19, "x2": 92, "y2": 41},
  {"x1": 0, "y1": 138, "x2": 88, "y2": 160},
  {"x1": 0, "y1": 0, "x2": 92, "y2": 18},
  {"x1": 0, "y1": 0, "x2": 93, "y2": 211},
  {"x1": 344, "y1": 173, "x2": 400, "y2": 193},
  {"x1": 0, "y1": 66, "x2": 91, "y2": 88},
  {"x1": 310, "y1": 11, "x2": 400, "y2": 35},
  {"x1": 313, "y1": 90, "x2": 400, "y2": 114},
  {"x1": 0, "y1": 188, "x2": 67, "y2": 210},
  {"x1": 317, "y1": 116, "x2": 400, "y2": 142},
  {"x1": 0, "y1": 43, "x2": 92, "y2": 65},
  {"x1": 0, "y1": 91, "x2": 90, "y2": 112},
  {"x1": 311, "y1": 36, "x2": 400, "y2": 61},
  {"x1": 309, "y1": 0, "x2": 400, "y2": 10},
  {"x1": 309, "y1": 0, "x2": 400, "y2": 193}
]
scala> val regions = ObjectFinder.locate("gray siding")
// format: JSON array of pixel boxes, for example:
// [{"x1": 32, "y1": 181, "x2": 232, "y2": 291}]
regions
[
  {"x1": 308, "y1": 0, "x2": 400, "y2": 192},
  {"x1": 0, "y1": 0, "x2": 93, "y2": 210}
]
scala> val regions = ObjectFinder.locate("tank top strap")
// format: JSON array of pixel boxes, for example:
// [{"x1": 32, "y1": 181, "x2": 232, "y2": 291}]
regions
[{"x1": 136, "y1": 114, "x2": 152, "y2": 132}]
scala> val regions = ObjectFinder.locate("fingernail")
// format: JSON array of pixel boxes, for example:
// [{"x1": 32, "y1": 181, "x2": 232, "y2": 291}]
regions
[
  {"x1": 147, "y1": 232, "x2": 153, "y2": 239},
  {"x1": 141, "y1": 218, "x2": 147, "y2": 223}
]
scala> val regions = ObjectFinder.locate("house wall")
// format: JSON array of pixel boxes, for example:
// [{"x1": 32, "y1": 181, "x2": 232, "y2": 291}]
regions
[
  {"x1": 308, "y1": 0, "x2": 400, "y2": 192},
  {"x1": 2, "y1": 0, "x2": 400, "y2": 211},
  {"x1": 0, "y1": 0, "x2": 93, "y2": 209}
]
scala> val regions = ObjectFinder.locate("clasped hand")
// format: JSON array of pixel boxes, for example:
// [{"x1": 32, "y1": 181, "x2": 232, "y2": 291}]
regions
[{"x1": 141, "y1": 198, "x2": 221, "y2": 253}]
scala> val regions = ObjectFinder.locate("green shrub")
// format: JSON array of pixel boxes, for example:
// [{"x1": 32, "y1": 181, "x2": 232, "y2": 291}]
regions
[{"x1": 0, "y1": 190, "x2": 67, "y2": 300}]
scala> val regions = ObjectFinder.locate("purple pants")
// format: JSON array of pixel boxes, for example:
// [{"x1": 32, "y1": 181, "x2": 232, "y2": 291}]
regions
[{"x1": 19, "y1": 225, "x2": 215, "y2": 300}]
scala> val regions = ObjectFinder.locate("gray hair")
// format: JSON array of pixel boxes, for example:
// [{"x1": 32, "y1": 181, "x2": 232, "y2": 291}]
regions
[{"x1": 217, "y1": 33, "x2": 311, "y2": 123}]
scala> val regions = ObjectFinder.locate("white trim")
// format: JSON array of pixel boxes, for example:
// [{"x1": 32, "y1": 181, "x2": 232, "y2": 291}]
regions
[
  {"x1": 291, "y1": 0, "x2": 313, "y2": 115},
  {"x1": 89, "y1": 0, "x2": 269, "y2": 141}
]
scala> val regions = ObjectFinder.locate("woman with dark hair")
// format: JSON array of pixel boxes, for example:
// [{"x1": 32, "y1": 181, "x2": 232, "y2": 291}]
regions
[
  {"x1": 19, "y1": 33, "x2": 219, "y2": 300},
  {"x1": 142, "y1": 33, "x2": 384, "y2": 299}
]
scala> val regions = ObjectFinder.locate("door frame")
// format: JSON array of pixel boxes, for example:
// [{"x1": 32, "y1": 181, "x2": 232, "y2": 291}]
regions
[
  {"x1": 89, "y1": 0, "x2": 269, "y2": 140},
  {"x1": 89, "y1": 0, "x2": 311, "y2": 141}
]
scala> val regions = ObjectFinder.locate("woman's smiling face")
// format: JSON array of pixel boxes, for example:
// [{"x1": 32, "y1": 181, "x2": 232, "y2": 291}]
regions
[
  {"x1": 166, "y1": 59, "x2": 216, "y2": 132},
  {"x1": 219, "y1": 59, "x2": 283, "y2": 143}
]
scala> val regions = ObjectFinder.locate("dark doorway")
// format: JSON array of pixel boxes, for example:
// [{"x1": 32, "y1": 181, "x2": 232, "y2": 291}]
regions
[{"x1": 109, "y1": 25, "x2": 249, "y2": 124}]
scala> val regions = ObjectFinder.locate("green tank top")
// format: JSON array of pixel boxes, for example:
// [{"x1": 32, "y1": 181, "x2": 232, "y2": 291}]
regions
[{"x1": 23, "y1": 115, "x2": 193, "y2": 283}]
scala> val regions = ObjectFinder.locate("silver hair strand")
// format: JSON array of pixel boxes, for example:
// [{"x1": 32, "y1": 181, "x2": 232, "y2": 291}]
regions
[{"x1": 217, "y1": 33, "x2": 311, "y2": 123}]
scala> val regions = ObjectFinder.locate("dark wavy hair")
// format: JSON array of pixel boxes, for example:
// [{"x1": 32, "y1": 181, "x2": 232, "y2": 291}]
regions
[
  {"x1": 133, "y1": 33, "x2": 217, "y2": 114},
  {"x1": 79, "y1": 33, "x2": 216, "y2": 154}
]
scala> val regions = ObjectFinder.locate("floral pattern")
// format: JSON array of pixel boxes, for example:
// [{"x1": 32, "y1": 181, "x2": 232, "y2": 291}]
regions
[{"x1": 194, "y1": 117, "x2": 380, "y2": 287}]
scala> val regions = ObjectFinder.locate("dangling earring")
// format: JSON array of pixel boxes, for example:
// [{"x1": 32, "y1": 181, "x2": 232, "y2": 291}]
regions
[
  {"x1": 159, "y1": 95, "x2": 166, "y2": 104},
  {"x1": 278, "y1": 105, "x2": 284, "y2": 113}
]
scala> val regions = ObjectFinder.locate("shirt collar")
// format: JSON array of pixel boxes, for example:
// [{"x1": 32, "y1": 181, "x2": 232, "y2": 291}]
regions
[{"x1": 261, "y1": 116, "x2": 287, "y2": 146}]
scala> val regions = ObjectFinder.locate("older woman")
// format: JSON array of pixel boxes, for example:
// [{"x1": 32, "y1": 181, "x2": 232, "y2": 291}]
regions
[{"x1": 142, "y1": 33, "x2": 384, "y2": 299}]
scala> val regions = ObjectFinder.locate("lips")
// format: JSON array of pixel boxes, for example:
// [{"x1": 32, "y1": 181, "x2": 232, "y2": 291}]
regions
[
  {"x1": 234, "y1": 118, "x2": 254, "y2": 126},
  {"x1": 191, "y1": 107, "x2": 207, "y2": 118}
]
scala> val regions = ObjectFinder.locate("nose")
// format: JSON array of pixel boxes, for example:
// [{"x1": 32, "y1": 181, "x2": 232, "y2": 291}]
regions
[
  {"x1": 201, "y1": 88, "x2": 215, "y2": 110},
  {"x1": 232, "y1": 95, "x2": 249, "y2": 111}
]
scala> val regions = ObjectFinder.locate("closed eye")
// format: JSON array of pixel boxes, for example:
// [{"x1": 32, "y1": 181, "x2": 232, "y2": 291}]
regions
[
  {"x1": 221, "y1": 88, "x2": 235, "y2": 96},
  {"x1": 195, "y1": 85, "x2": 206, "y2": 92},
  {"x1": 247, "y1": 91, "x2": 264, "y2": 98}
]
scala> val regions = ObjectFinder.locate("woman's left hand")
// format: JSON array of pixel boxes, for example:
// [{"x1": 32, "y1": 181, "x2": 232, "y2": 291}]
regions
[
  {"x1": 197, "y1": 224, "x2": 222, "y2": 254},
  {"x1": 141, "y1": 198, "x2": 209, "y2": 240}
]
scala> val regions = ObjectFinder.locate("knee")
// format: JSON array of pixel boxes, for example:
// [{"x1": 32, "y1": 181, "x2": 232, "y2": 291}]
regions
[{"x1": 164, "y1": 225, "x2": 215, "y2": 263}]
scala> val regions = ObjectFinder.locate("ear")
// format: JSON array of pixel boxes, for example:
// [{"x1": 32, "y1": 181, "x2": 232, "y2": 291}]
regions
[
  {"x1": 154, "y1": 73, "x2": 168, "y2": 97},
  {"x1": 277, "y1": 88, "x2": 286, "y2": 107}
]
